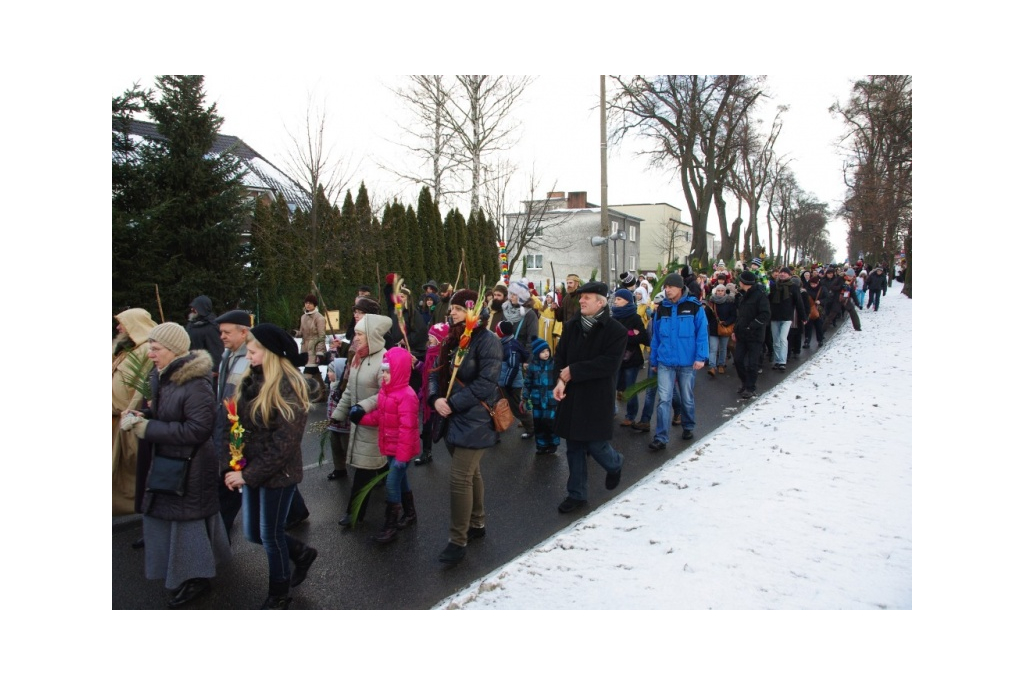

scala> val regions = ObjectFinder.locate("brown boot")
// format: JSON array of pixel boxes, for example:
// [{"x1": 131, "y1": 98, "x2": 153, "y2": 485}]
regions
[
  {"x1": 717, "y1": 365, "x2": 726, "y2": 375},
  {"x1": 371, "y1": 502, "x2": 402, "y2": 543},
  {"x1": 707, "y1": 366, "x2": 716, "y2": 378},
  {"x1": 397, "y1": 491, "x2": 417, "y2": 529}
]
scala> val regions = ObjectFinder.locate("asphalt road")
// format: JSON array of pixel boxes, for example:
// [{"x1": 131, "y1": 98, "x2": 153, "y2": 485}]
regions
[{"x1": 112, "y1": 338, "x2": 824, "y2": 609}]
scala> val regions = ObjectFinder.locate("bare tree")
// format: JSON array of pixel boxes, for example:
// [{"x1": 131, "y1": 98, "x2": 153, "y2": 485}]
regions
[
  {"x1": 384, "y1": 75, "x2": 463, "y2": 209},
  {"x1": 283, "y1": 96, "x2": 356, "y2": 288},
  {"x1": 788, "y1": 191, "x2": 832, "y2": 265},
  {"x1": 831, "y1": 76, "x2": 912, "y2": 295},
  {"x1": 730, "y1": 106, "x2": 785, "y2": 260},
  {"x1": 498, "y1": 170, "x2": 576, "y2": 276},
  {"x1": 481, "y1": 157, "x2": 518, "y2": 242},
  {"x1": 649, "y1": 217, "x2": 688, "y2": 266},
  {"x1": 766, "y1": 165, "x2": 796, "y2": 261},
  {"x1": 441, "y1": 75, "x2": 534, "y2": 214},
  {"x1": 610, "y1": 75, "x2": 763, "y2": 270}
]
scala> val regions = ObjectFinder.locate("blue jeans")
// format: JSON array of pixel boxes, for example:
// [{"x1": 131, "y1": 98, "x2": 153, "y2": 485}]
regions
[
  {"x1": 868, "y1": 290, "x2": 881, "y2": 310},
  {"x1": 617, "y1": 365, "x2": 641, "y2": 420},
  {"x1": 640, "y1": 367, "x2": 680, "y2": 423},
  {"x1": 384, "y1": 456, "x2": 410, "y2": 503},
  {"x1": 708, "y1": 335, "x2": 729, "y2": 367},
  {"x1": 655, "y1": 365, "x2": 695, "y2": 441},
  {"x1": 565, "y1": 439, "x2": 623, "y2": 501},
  {"x1": 242, "y1": 483, "x2": 296, "y2": 586},
  {"x1": 771, "y1": 321, "x2": 792, "y2": 365}
]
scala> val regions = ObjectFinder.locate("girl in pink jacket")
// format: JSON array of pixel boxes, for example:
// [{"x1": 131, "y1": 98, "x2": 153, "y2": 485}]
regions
[{"x1": 351, "y1": 346, "x2": 420, "y2": 543}]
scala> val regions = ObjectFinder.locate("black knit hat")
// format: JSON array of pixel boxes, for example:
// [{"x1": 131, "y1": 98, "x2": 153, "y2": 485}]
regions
[
  {"x1": 663, "y1": 273, "x2": 685, "y2": 289},
  {"x1": 619, "y1": 271, "x2": 638, "y2": 288},
  {"x1": 251, "y1": 323, "x2": 307, "y2": 368},
  {"x1": 739, "y1": 271, "x2": 757, "y2": 285}
]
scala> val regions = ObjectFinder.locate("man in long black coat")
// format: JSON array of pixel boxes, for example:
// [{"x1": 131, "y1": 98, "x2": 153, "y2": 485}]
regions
[
  {"x1": 552, "y1": 281, "x2": 628, "y2": 514},
  {"x1": 733, "y1": 271, "x2": 771, "y2": 400}
]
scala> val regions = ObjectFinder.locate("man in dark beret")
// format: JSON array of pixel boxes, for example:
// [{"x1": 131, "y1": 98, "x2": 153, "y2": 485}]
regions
[{"x1": 551, "y1": 281, "x2": 628, "y2": 514}]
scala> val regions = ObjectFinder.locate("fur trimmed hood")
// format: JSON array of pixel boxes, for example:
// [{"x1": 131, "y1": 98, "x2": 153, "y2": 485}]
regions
[{"x1": 164, "y1": 350, "x2": 214, "y2": 385}]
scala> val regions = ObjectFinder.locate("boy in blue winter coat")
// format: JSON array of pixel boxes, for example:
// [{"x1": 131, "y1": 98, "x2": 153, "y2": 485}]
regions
[{"x1": 523, "y1": 337, "x2": 559, "y2": 455}]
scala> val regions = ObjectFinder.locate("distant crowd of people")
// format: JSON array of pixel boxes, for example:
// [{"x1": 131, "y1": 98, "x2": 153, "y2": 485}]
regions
[{"x1": 113, "y1": 256, "x2": 891, "y2": 608}]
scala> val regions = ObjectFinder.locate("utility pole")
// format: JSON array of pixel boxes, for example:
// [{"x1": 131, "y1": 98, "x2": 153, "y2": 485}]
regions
[{"x1": 600, "y1": 75, "x2": 610, "y2": 284}]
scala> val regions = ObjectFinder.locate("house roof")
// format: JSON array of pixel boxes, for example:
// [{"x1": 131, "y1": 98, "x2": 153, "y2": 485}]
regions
[
  {"x1": 113, "y1": 118, "x2": 306, "y2": 208},
  {"x1": 505, "y1": 206, "x2": 644, "y2": 223}
]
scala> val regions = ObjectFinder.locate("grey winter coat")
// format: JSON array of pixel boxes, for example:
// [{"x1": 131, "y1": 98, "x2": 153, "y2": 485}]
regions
[
  {"x1": 142, "y1": 351, "x2": 220, "y2": 522},
  {"x1": 332, "y1": 313, "x2": 390, "y2": 471},
  {"x1": 428, "y1": 326, "x2": 502, "y2": 450}
]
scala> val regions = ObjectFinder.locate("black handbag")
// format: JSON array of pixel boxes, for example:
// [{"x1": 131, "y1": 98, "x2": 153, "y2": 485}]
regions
[
  {"x1": 430, "y1": 413, "x2": 449, "y2": 444},
  {"x1": 146, "y1": 445, "x2": 199, "y2": 497}
]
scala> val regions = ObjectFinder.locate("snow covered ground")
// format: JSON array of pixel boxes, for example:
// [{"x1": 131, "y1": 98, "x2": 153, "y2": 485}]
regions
[{"x1": 435, "y1": 286, "x2": 912, "y2": 610}]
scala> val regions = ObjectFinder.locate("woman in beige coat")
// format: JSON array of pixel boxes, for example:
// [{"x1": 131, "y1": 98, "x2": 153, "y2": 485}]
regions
[
  {"x1": 112, "y1": 308, "x2": 157, "y2": 515},
  {"x1": 332, "y1": 313, "x2": 391, "y2": 527}
]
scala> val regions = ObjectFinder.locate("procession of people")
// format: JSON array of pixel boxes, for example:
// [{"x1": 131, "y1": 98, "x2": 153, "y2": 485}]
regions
[{"x1": 115, "y1": 258, "x2": 888, "y2": 608}]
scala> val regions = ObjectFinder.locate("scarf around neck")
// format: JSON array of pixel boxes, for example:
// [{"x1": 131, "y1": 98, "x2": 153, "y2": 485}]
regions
[
  {"x1": 611, "y1": 300, "x2": 637, "y2": 321},
  {"x1": 580, "y1": 306, "x2": 605, "y2": 332},
  {"x1": 502, "y1": 299, "x2": 524, "y2": 325}
]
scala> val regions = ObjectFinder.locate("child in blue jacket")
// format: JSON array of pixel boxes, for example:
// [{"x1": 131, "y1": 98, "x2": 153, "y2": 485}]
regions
[{"x1": 523, "y1": 337, "x2": 559, "y2": 455}]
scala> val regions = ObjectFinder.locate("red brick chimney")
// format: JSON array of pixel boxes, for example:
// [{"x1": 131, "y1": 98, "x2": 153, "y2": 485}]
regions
[{"x1": 567, "y1": 191, "x2": 587, "y2": 209}]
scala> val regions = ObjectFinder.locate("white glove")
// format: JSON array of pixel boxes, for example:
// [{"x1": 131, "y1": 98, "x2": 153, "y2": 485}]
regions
[
  {"x1": 120, "y1": 413, "x2": 143, "y2": 432},
  {"x1": 131, "y1": 418, "x2": 149, "y2": 439}
]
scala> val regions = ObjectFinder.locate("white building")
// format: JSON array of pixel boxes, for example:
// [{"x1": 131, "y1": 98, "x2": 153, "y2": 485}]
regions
[{"x1": 504, "y1": 191, "x2": 642, "y2": 289}]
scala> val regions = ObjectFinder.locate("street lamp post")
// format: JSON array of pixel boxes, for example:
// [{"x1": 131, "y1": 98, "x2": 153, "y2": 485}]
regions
[{"x1": 591, "y1": 231, "x2": 626, "y2": 281}]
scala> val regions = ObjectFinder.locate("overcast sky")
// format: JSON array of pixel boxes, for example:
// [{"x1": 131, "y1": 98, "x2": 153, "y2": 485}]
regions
[{"x1": 113, "y1": 74, "x2": 860, "y2": 257}]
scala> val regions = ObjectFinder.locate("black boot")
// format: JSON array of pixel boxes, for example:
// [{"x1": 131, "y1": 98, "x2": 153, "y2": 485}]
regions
[
  {"x1": 397, "y1": 491, "x2": 417, "y2": 529},
  {"x1": 371, "y1": 502, "x2": 402, "y2": 543},
  {"x1": 415, "y1": 433, "x2": 432, "y2": 465},
  {"x1": 288, "y1": 538, "x2": 318, "y2": 587},
  {"x1": 262, "y1": 580, "x2": 291, "y2": 610}
]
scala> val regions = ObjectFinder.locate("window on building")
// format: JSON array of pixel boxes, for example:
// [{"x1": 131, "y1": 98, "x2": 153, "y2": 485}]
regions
[
  {"x1": 611, "y1": 220, "x2": 620, "y2": 235},
  {"x1": 525, "y1": 254, "x2": 543, "y2": 270},
  {"x1": 629, "y1": 224, "x2": 636, "y2": 241},
  {"x1": 629, "y1": 255, "x2": 636, "y2": 271}
]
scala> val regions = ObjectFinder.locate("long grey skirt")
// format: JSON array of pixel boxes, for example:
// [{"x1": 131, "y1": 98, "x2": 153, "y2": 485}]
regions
[{"x1": 144, "y1": 513, "x2": 232, "y2": 590}]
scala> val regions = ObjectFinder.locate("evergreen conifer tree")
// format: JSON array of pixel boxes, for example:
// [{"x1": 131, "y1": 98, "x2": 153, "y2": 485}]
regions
[
  {"x1": 353, "y1": 183, "x2": 375, "y2": 291},
  {"x1": 444, "y1": 208, "x2": 469, "y2": 288},
  {"x1": 405, "y1": 204, "x2": 425, "y2": 289},
  {"x1": 417, "y1": 186, "x2": 443, "y2": 285},
  {"x1": 338, "y1": 189, "x2": 358, "y2": 290},
  {"x1": 123, "y1": 75, "x2": 250, "y2": 318},
  {"x1": 464, "y1": 209, "x2": 484, "y2": 286}
]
